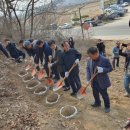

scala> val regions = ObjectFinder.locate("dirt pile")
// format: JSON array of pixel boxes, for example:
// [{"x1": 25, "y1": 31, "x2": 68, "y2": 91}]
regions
[
  {"x1": 34, "y1": 86, "x2": 47, "y2": 94},
  {"x1": 27, "y1": 80, "x2": 39, "y2": 89},
  {"x1": 47, "y1": 93, "x2": 59, "y2": 103},
  {"x1": 60, "y1": 106, "x2": 77, "y2": 117},
  {"x1": 23, "y1": 74, "x2": 33, "y2": 82},
  {"x1": 18, "y1": 70, "x2": 28, "y2": 77}
]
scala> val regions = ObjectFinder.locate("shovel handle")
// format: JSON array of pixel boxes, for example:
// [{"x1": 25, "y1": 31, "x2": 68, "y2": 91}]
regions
[
  {"x1": 86, "y1": 72, "x2": 98, "y2": 88},
  {"x1": 62, "y1": 63, "x2": 77, "y2": 82},
  {"x1": 48, "y1": 56, "x2": 52, "y2": 78}
]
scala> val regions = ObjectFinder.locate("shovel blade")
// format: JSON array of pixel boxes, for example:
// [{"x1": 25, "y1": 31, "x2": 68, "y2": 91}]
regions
[
  {"x1": 47, "y1": 78, "x2": 54, "y2": 84},
  {"x1": 53, "y1": 81, "x2": 63, "y2": 92},
  {"x1": 77, "y1": 87, "x2": 87, "y2": 99},
  {"x1": 32, "y1": 68, "x2": 37, "y2": 76},
  {"x1": 26, "y1": 64, "x2": 31, "y2": 71},
  {"x1": 38, "y1": 70, "x2": 44, "y2": 80}
]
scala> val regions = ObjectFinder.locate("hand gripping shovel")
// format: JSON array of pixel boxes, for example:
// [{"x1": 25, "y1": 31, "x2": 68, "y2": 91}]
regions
[
  {"x1": 77, "y1": 72, "x2": 98, "y2": 99},
  {"x1": 46, "y1": 56, "x2": 54, "y2": 86},
  {"x1": 32, "y1": 68, "x2": 37, "y2": 77},
  {"x1": 53, "y1": 63, "x2": 77, "y2": 92},
  {"x1": 26, "y1": 55, "x2": 36, "y2": 71},
  {"x1": 26, "y1": 64, "x2": 32, "y2": 71},
  {"x1": 37, "y1": 68, "x2": 44, "y2": 80}
]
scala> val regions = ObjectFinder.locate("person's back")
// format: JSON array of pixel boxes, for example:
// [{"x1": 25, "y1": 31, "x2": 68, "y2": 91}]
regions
[
  {"x1": 6, "y1": 42, "x2": 19, "y2": 58},
  {"x1": 5, "y1": 39, "x2": 25, "y2": 62},
  {"x1": 0, "y1": 43, "x2": 9, "y2": 58}
]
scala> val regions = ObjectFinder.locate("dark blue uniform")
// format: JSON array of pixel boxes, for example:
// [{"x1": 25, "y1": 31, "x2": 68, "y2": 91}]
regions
[
  {"x1": 0, "y1": 43, "x2": 9, "y2": 58},
  {"x1": 61, "y1": 48, "x2": 82, "y2": 93},
  {"x1": 42, "y1": 42, "x2": 52, "y2": 76},
  {"x1": 6, "y1": 42, "x2": 25, "y2": 61},
  {"x1": 33, "y1": 41, "x2": 52, "y2": 75},
  {"x1": 87, "y1": 55, "x2": 113, "y2": 108}
]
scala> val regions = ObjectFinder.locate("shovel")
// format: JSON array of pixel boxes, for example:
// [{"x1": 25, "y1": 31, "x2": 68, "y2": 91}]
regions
[
  {"x1": 46, "y1": 56, "x2": 54, "y2": 86},
  {"x1": 37, "y1": 68, "x2": 44, "y2": 80},
  {"x1": 77, "y1": 72, "x2": 98, "y2": 99},
  {"x1": 53, "y1": 63, "x2": 77, "y2": 92},
  {"x1": 25, "y1": 55, "x2": 36, "y2": 71},
  {"x1": 32, "y1": 68, "x2": 37, "y2": 76},
  {"x1": 25, "y1": 64, "x2": 32, "y2": 71}
]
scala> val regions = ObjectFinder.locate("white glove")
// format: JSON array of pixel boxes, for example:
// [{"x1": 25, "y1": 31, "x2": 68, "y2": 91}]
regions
[
  {"x1": 48, "y1": 63, "x2": 53, "y2": 68},
  {"x1": 30, "y1": 56, "x2": 34, "y2": 62},
  {"x1": 87, "y1": 81, "x2": 89, "y2": 85},
  {"x1": 97, "y1": 66, "x2": 103, "y2": 73},
  {"x1": 65, "y1": 72, "x2": 69, "y2": 78},
  {"x1": 49, "y1": 55, "x2": 52, "y2": 60},
  {"x1": 75, "y1": 59, "x2": 79, "y2": 64}
]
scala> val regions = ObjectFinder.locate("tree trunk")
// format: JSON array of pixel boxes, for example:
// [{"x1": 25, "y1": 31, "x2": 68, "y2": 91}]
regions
[{"x1": 30, "y1": 0, "x2": 34, "y2": 38}]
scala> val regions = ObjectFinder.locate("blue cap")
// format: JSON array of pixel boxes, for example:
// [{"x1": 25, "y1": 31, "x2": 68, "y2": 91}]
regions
[{"x1": 23, "y1": 40, "x2": 31, "y2": 48}]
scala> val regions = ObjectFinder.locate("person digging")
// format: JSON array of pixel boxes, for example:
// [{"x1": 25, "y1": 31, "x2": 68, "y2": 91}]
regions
[
  {"x1": 61, "y1": 41, "x2": 82, "y2": 97},
  {"x1": 87, "y1": 47, "x2": 113, "y2": 113},
  {"x1": 48, "y1": 40, "x2": 70, "y2": 91}
]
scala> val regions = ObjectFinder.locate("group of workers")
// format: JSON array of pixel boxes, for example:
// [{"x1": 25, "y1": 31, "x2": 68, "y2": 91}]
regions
[{"x1": 0, "y1": 38, "x2": 130, "y2": 115}]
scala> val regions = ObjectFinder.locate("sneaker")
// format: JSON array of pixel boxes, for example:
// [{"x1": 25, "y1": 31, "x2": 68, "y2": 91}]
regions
[
  {"x1": 124, "y1": 93, "x2": 130, "y2": 97},
  {"x1": 63, "y1": 87, "x2": 70, "y2": 91},
  {"x1": 70, "y1": 92, "x2": 77, "y2": 97},
  {"x1": 91, "y1": 103, "x2": 101, "y2": 108},
  {"x1": 104, "y1": 108, "x2": 110, "y2": 113}
]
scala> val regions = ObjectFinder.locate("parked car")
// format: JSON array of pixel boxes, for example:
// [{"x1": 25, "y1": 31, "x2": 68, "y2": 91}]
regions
[
  {"x1": 122, "y1": 2, "x2": 129, "y2": 7},
  {"x1": 84, "y1": 19, "x2": 98, "y2": 27},
  {"x1": 110, "y1": 4, "x2": 128, "y2": 13},
  {"x1": 47, "y1": 24, "x2": 58, "y2": 30},
  {"x1": 106, "y1": 12, "x2": 119, "y2": 20},
  {"x1": 58, "y1": 23, "x2": 73, "y2": 29},
  {"x1": 105, "y1": 7, "x2": 125, "y2": 17}
]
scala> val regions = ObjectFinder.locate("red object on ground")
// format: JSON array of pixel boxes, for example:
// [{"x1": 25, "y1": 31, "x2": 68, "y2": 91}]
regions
[
  {"x1": 38, "y1": 70, "x2": 44, "y2": 80},
  {"x1": 83, "y1": 23, "x2": 90, "y2": 30},
  {"x1": 32, "y1": 68, "x2": 37, "y2": 76}
]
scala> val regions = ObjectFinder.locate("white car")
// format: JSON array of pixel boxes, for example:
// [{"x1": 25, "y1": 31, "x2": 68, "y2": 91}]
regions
[
  {"x1": 122, "y1": 2, "x2": 129, "y2": 7},
  {"x1": 59, "y1": 23, "x2": 73, "y2": 29}
]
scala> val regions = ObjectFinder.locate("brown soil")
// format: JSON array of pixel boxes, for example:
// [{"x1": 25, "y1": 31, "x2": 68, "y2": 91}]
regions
[
  {"x1": 0, "y1": 73, "x2": 4, "y2": 78},
  {"x1": 19, "y1": 71, "x2": 27, "y2": 76},
  {"x1": 27, "y1": 81, "x2": 39, "y2": 88},
  {"x1": 35, "y1": 86, "x2": 46, "y2": 93},
  {"x1": 61, "y1": 106, "x2": 76, "y2": 117},
  {"x1": 47, "y1": 93, "x2": 59, "y2": 103},
  {"x1": 0, "y1": 39, "x2": 130, "y2": 130},
  {"x1": 23, "y1": 74, "x2": 33, "y2": 81}
]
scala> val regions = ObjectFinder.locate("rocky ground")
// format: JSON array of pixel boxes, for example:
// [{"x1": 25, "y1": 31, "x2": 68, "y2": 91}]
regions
[{"x1": 0, "y1": 39, "x2": 130, "y2": 130}]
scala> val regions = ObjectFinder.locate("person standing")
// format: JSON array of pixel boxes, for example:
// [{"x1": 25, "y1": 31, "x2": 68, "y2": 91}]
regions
[
  {"x1": 61, "y1": 41, "x2": 82, "y2": 97},
  {"x1": 48, "y1": 40, "x2": 70, "y2": 90},
  {"x1": 68, "y1": 37, "x2": 75, "y2": 48},
  {"x1": 112, "y1": 42, "x2": 120, "y2": 69},
  {"x1": 97, "y1": 39, "x2": 106, "y2": 56},
  {"x1": 87, "y1": 47, "x2": 113, "y2": 113},
  {"x1": 119, "y1": 43, "x2": 130, "y2": 97}
]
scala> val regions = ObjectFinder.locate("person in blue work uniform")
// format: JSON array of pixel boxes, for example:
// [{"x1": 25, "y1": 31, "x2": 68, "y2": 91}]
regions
[
  {"x1": 35, "y1": 40, "x2": 52, "y2": 76},
  {"x1": 119, "y1": 43, "x2": 130, "y2": 97},
  {"x1": 61, "y1": 41, "x2": 82, "y2": 97},
  {"x1": 87, "y1": 47, "x2": 113, "y2": 113},
  {"x1": 112, "y1": 42, "x2": 120, "y2": 69},
  {"x1": 0, "y1": 43, "x2": 9, "y2": 58},
  {"x1": 5, "y1": 39, "x2": 25, "y2": 63},
  {"x1": 48, "y1": 40, "x2": 70, "y2": 90},
  {"x1": 23, "y1": 40, "x2": 35, "y2": 58}
]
